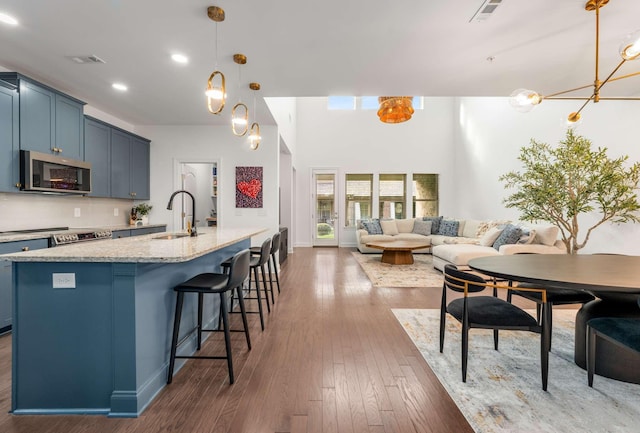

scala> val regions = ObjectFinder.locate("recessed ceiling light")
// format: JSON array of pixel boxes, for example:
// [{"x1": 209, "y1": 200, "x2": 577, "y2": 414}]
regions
[
  {"x1": 112, "y1": 83, "x2": 128, "y2": 92},
  {"x1": 171, "y1": 53, "x2": 188, "y2": 64},
  {"x1": 0, "y1": 12, "x2": 18, "y2": 26}
]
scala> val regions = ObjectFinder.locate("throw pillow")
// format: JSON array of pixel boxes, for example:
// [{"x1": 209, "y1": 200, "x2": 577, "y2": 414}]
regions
[
  {"x1": 533, "y1": 225, "x2": 559, "y2": 246},
  {"x1": 362, "y1": 220, "x2": 382, "y2": 235},
  {"x1": 395, "y1": 218, "x2": 415, "y2": 233},
  {"x1": 493, "y1": 224, "x2": 523, "y2": 250},
  {"x1": 422, "y1": 216, "x2": 442, "y2": 234},
  {"x1": 478, "y1": 226, "x2": 504, "y2": 246},
  {"x1": 437, "y1": 219, "x2": 459, "y2": 237},
  {"x1": 412, "y1": 220, "x2": 432, "y2": 236},
  {"x1": 380, "y1": 220, "x2": 399, "y2": 235},
  {"x1": 518, "y1": 229, "x2": 537, "y2": 244}
]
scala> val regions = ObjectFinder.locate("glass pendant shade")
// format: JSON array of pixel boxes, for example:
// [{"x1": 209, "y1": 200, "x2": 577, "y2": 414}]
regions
[
  {"x1": 509, "y1": 88, "x2": 542, "y2": 113},
  {"x1": 619, "y1": 30, "x2": 640, "y2": 60},
  {"x1": 377, "y1": 97, "x2": 414, "y2": 123},
  {"x1": 206, "y1": 70, "x2": 226, "y2": 114},
  {"x1": 249, "y1": 122, "x2": 261, "y2": 150},
  {"x1": 231, "y1": 102, "x2": 249, "y2": 136}
]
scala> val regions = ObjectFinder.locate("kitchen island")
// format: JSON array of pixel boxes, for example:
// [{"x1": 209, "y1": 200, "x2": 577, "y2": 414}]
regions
[{"x1": 2, "y1": 227, "x2": 266, "y2": 417}]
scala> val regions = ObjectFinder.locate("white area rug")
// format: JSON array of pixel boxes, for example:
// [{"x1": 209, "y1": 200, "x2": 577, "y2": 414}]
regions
[
  {"x1": 352, "y1": 252, "x2": 443, "y2": 288},
  {"x1": 392, "y1": 308, "x2": 640, "y2": 433}
]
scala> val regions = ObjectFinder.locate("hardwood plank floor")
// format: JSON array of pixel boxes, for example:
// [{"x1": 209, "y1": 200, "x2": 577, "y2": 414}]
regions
[{"x1": 0, "y1": 247, "x2": 475, "y2": 433}]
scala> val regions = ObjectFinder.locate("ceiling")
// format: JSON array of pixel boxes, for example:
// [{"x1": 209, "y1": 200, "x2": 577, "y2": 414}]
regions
[{"x1": 1, "y1": 0, "x2": 640, "y2": 126}]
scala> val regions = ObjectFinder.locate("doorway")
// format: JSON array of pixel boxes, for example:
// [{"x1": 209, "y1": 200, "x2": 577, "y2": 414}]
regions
[
  {"x1": 312, "y1": 169, "x2": 338, "y2": 247},
  {"x1": 174, "y1": 160, "x2": 219, "y2": 232}
]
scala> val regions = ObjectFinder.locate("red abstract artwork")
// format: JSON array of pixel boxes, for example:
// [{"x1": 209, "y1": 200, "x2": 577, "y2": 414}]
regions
[{"x1": 235, "y1": 166, "x2": 263, "y2": 208}]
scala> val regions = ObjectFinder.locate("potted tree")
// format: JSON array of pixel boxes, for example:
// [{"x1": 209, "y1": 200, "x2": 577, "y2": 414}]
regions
[
  {"x1": 500, "y1": 130, "x2": 640, "y2": 254},
  {"x1": 130, "y1": 203, "x2": 153, "y2": 226}
]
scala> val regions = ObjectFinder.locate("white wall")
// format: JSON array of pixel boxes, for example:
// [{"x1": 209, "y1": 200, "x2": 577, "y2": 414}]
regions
[
  {"x1": 135, "y1": 124, "x2": 279, "y2": 246},
  {"x1": 454, "y1": 97, "x2": 640, "y2": 255},
  {"x1": 293, "y1": 97, "x2": 456, "y2": 247},
  {"x1": 265, "y1": 97, "x2": 297, "y2": 160}
]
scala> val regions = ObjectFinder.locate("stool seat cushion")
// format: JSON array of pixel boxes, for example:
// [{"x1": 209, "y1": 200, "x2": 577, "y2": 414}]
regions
[
  {"x1": 588, "y1": 318, "x2": 640, "y2": 353},
  {"x1": 447, "y1": 296, "x2": 538, "y2": 328},
  {"x1": 175, "y1": 273, "x2": 228, "y2": 292}
]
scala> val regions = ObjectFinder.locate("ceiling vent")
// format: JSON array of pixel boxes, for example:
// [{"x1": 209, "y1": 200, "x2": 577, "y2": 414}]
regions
[
  {"x1": 470, "y1": 0, "x2": 504, "y2": 23},
  {"x1": 67, "y1": 55, "x2": 106, "y2": 65}
]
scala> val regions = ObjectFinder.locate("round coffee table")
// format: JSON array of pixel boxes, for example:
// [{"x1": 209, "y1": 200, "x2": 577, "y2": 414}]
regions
[{"x1": 364, "y1": 240, "x2": 430, "y2": 265}]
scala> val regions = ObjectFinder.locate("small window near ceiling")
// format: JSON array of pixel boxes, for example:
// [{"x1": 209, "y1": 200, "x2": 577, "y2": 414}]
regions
[{"x1": 328, "y1": 96, "x2": 356, "y2": 110}]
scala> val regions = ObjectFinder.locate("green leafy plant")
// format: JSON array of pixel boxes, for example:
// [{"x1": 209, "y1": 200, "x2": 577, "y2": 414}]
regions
[
  {"x1": 133, "y1": 203, "x2": 153, "y2": 218},
  {"x1": 499, "y1": 129, "x2": 640, "y2": 254}
]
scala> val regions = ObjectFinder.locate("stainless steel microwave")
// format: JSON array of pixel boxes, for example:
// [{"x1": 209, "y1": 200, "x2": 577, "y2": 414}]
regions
[{"x1": 20, "y1": 150, "x2": 91, "y2": 194}]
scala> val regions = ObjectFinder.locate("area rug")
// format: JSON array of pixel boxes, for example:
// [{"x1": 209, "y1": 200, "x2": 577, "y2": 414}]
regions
[
  {"x1": 392, "y1": 308, "x2": 640, "y2": 433},
  {"x1": 351, "y1": 252, "x2": 443, "y2": 288}
]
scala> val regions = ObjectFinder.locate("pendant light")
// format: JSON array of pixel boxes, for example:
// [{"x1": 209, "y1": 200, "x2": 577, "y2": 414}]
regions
[
  {"x1": 231, "y1": 54, "x2": 249, "y2": 136},
  {"x1": 205, "y1": 6, "x2": 226, "y2": 114},
  {"x1": 248, "y1": 82, "x2": 261, "y2": 150}
]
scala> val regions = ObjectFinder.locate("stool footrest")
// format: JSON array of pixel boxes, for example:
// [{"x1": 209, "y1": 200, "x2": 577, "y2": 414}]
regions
[{"x1": 175, "y1": 355, "x2": 229, "y2": 360}]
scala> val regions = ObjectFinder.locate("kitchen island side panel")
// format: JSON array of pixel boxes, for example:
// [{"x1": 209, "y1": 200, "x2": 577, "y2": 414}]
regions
[{"x1": 12, "y1": 239, "x2": 250, "y2": 417}]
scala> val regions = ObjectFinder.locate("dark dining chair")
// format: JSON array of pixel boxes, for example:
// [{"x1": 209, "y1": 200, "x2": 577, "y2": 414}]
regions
[
  {"x1": 586, "y1": 297, "x2": 640, "y2": 387},
  {"x1": 440, "y1": 264, "x2": 551, "y2": 390}
]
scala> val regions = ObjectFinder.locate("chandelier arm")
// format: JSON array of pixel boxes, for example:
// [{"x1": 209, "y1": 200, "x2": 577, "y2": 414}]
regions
[
  {"x1": 596, "y1": 59, "x2": 627, "y2": 91},
  {"x1": 543, "y1": 83, "x2": 596, "y2": 99},
  {"x1": 595, "y1": 2, "x2": 600, "y2": 85},
  {"x1": 573, "y1": 94, "x2": 596, "y2": 117}
]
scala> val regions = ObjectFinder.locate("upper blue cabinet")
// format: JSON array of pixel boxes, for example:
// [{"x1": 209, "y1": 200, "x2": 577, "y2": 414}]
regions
[
  {"x1": 0, "y1": 73, "x2": 85, "y2": 160},
  {"x1": 0, "y1": 81, "x2": 19, "y2": 192}
]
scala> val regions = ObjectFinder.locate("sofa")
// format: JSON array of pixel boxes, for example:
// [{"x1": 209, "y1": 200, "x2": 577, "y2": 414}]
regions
[{"x1": 356, "y1": 217, "x2": 566, "y2": 269}]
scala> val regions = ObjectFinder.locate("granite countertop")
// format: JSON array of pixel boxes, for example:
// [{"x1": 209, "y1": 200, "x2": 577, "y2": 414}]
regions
[
  {"x1": 0, "y1": 224, "x2": 167, "y2": 243},
  {"x1": 1, "y1": 227, "x2": 266, "y2": 263}
]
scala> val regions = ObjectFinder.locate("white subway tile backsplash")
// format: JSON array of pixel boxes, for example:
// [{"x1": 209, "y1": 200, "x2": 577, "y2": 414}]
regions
[{"x1": 0, "y1": 192, "x2": 135, "y2": 231}]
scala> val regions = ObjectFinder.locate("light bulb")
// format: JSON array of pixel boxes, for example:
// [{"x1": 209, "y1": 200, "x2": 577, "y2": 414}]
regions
[
  {"x1": 205, "y1": 87, "x2": 224, "y2": 99},
  {"x1": 509, "y1": 88, "x2": 542, "y2": 113},
  {"x1": 232, "y1": 117, "x2": 248, "y2": 126},
  {"x1": 620, "y1": 30, "x2": 640, "y2": 60}
]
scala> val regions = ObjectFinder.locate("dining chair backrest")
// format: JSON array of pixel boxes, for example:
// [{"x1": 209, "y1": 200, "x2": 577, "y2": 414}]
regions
[{"x1": 444, "y1": 264, "x2": 486, "y2": 293}]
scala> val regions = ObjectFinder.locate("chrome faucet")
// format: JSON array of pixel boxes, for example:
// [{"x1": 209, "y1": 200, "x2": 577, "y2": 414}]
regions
[{"x1": 166, "y1": 190, "x2": 197, "y2": 237}]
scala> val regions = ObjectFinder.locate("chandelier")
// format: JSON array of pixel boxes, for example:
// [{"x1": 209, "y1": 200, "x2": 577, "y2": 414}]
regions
[
  {"x1": 205, "y1": 6, "x2": 226, "y2": 114},
  {"x1": 377, "y1": 96, "x2": 414, "y2": 123},
  {"x1": 509, "y1": 0, "x2": 640, "y2": 123}
]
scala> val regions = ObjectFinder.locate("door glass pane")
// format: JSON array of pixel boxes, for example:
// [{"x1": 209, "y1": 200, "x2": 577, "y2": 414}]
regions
[
  {"x1": 379, "y1": 174, "x2": 406, "y2": 219},
  {"x1": 345, "y1": 174, "x2": 372, "y2": 227},
  {"x1": 316, "y1": 174, "x2": 335, "y2": 239}
]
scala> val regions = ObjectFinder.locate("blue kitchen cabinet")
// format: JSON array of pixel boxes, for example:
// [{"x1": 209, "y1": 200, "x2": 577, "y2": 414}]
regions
[
  {"x1": 0, "y1": 81, "x2": 19, "y2": 192},
  {"x1": 112, "y1": 229, "x2": 132, "y2": 239},
  {"x1": 110, "y1": 129, "x2": 151, "y2": 200},
  {"x1": 112, "y1": 226, "x2": 166, "y2": 239},
  {"x1": 0, "y1": 238, "x2": 49, "y2": 334},
  {"x1": 0, "y1": 72, "x2": 85, "y2": 160},
  {"x1": 84, "y1": 117, "x2": 111, "y2": 197}
]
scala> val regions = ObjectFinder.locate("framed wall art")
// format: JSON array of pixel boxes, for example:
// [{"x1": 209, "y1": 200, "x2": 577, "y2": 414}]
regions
[{"x1": 235, "y1": 166, "x2": 263, "y2": 208}]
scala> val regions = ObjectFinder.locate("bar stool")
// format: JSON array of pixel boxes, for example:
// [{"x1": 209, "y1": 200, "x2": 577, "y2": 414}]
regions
[
  {"x1": 251, "y1": 231, "x2": 281, "y2": 298},
  {"x1": 167, "y1": 249, "x2": 251, "y2": 385},
  {"x1": 222, "y1": 237, "x2": 271, "y2": 331}
]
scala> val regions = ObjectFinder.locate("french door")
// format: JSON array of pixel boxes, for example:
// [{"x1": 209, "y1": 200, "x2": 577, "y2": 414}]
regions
[{"x1": 312, "y1": 169, "x2": 338, "y2": 246}]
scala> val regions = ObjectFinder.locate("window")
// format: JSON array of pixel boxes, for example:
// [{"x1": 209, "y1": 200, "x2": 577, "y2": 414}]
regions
[
  {"x1": 379, "y1": 174, "x2": 406, "y2": 219},
  {"x1": 327, "y1": 96, "x2": 356, "y2": 110},
  {"x1": 413, "y1": 174, "x2": 439, "y2": 217},
  {"x1": 345, "y1": 174, "x2": 373, "y2": 227}
]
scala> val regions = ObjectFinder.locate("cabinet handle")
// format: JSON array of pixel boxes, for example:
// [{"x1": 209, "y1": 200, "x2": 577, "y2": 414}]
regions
[{"x1": 22, "y1": 247, "x2": 29, "y2": 251}]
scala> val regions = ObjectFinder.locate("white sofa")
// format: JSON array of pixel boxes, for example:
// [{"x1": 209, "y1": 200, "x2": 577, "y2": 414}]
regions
[{"x1": 356, "y1": 217, "x2": 566, "y2": 269}]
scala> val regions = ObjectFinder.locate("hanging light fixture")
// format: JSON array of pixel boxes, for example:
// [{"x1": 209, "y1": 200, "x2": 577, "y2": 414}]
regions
[
  {"x1": 509, "y1": 0, "x2": 640, "y2": 123},
  {"x1": 377, "y1": 96, "x2": 414, "y2": 123},
  {"x1": 231, "y1": 54, "x2": 249, "y2": 136},
  {"x1": 205, "y1": 6, "x2": 226, "y2": 115},
  {"x1": 248, "y1": 82, "x2": 261, "y2": 150}
]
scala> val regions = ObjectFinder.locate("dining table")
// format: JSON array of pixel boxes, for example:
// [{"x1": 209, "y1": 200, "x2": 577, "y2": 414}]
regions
[{"x1": 468, "y1": 254, "x2": 640, "y2": 385}]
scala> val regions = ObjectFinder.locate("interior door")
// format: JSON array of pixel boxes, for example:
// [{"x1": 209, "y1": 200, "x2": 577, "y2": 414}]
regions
[
  {"x1": 181, "y1": 167, "x2": 197, "y2": 231},
  {"x1": 312, "y1": 169, "x2": 338, "y2": 246}
]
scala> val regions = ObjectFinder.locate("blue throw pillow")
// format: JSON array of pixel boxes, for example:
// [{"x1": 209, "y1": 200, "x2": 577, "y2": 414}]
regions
[
  {"x1": 422, "y1": 216, "x2": 442, "y2": 234},
  {"x1": 493, "y1": 224, "x2": 523, "y2": 250},
  {"x1": 362, "y1": 219, "x2": 383, "y2": 235},
  {"x1": 437, "y1": 219, "x2": 459, "y2": 237}
]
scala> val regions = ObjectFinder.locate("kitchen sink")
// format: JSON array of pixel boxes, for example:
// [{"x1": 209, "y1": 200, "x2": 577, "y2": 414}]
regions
[{"x1": 152, "y1": 233, "x2": 191, "y2": 240}]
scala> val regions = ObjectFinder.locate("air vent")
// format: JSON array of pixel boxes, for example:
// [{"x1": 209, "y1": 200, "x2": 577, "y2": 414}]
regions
[
  {"x1": 67, "y1": 55, "x2": 106, "y2": 64},
  {"x1": 470, "y1": 0, "x2": 503, "y2": 22}
]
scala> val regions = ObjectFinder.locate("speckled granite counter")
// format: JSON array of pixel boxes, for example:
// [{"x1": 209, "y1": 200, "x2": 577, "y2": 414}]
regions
[
  {"x1": 9, "y1": 226, "x2": 267, "y2": 418},
  {"x1": 0, "y1": 224, "x2": 167, "y2": 243},
  {"x1": 2, "y1": 227, "x2": 265, "y2": 263}
]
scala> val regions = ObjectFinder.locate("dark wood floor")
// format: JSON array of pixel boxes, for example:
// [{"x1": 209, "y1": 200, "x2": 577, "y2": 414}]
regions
[{"x1": 0, "y1": 247, "x2": 477, "y2": 433}]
